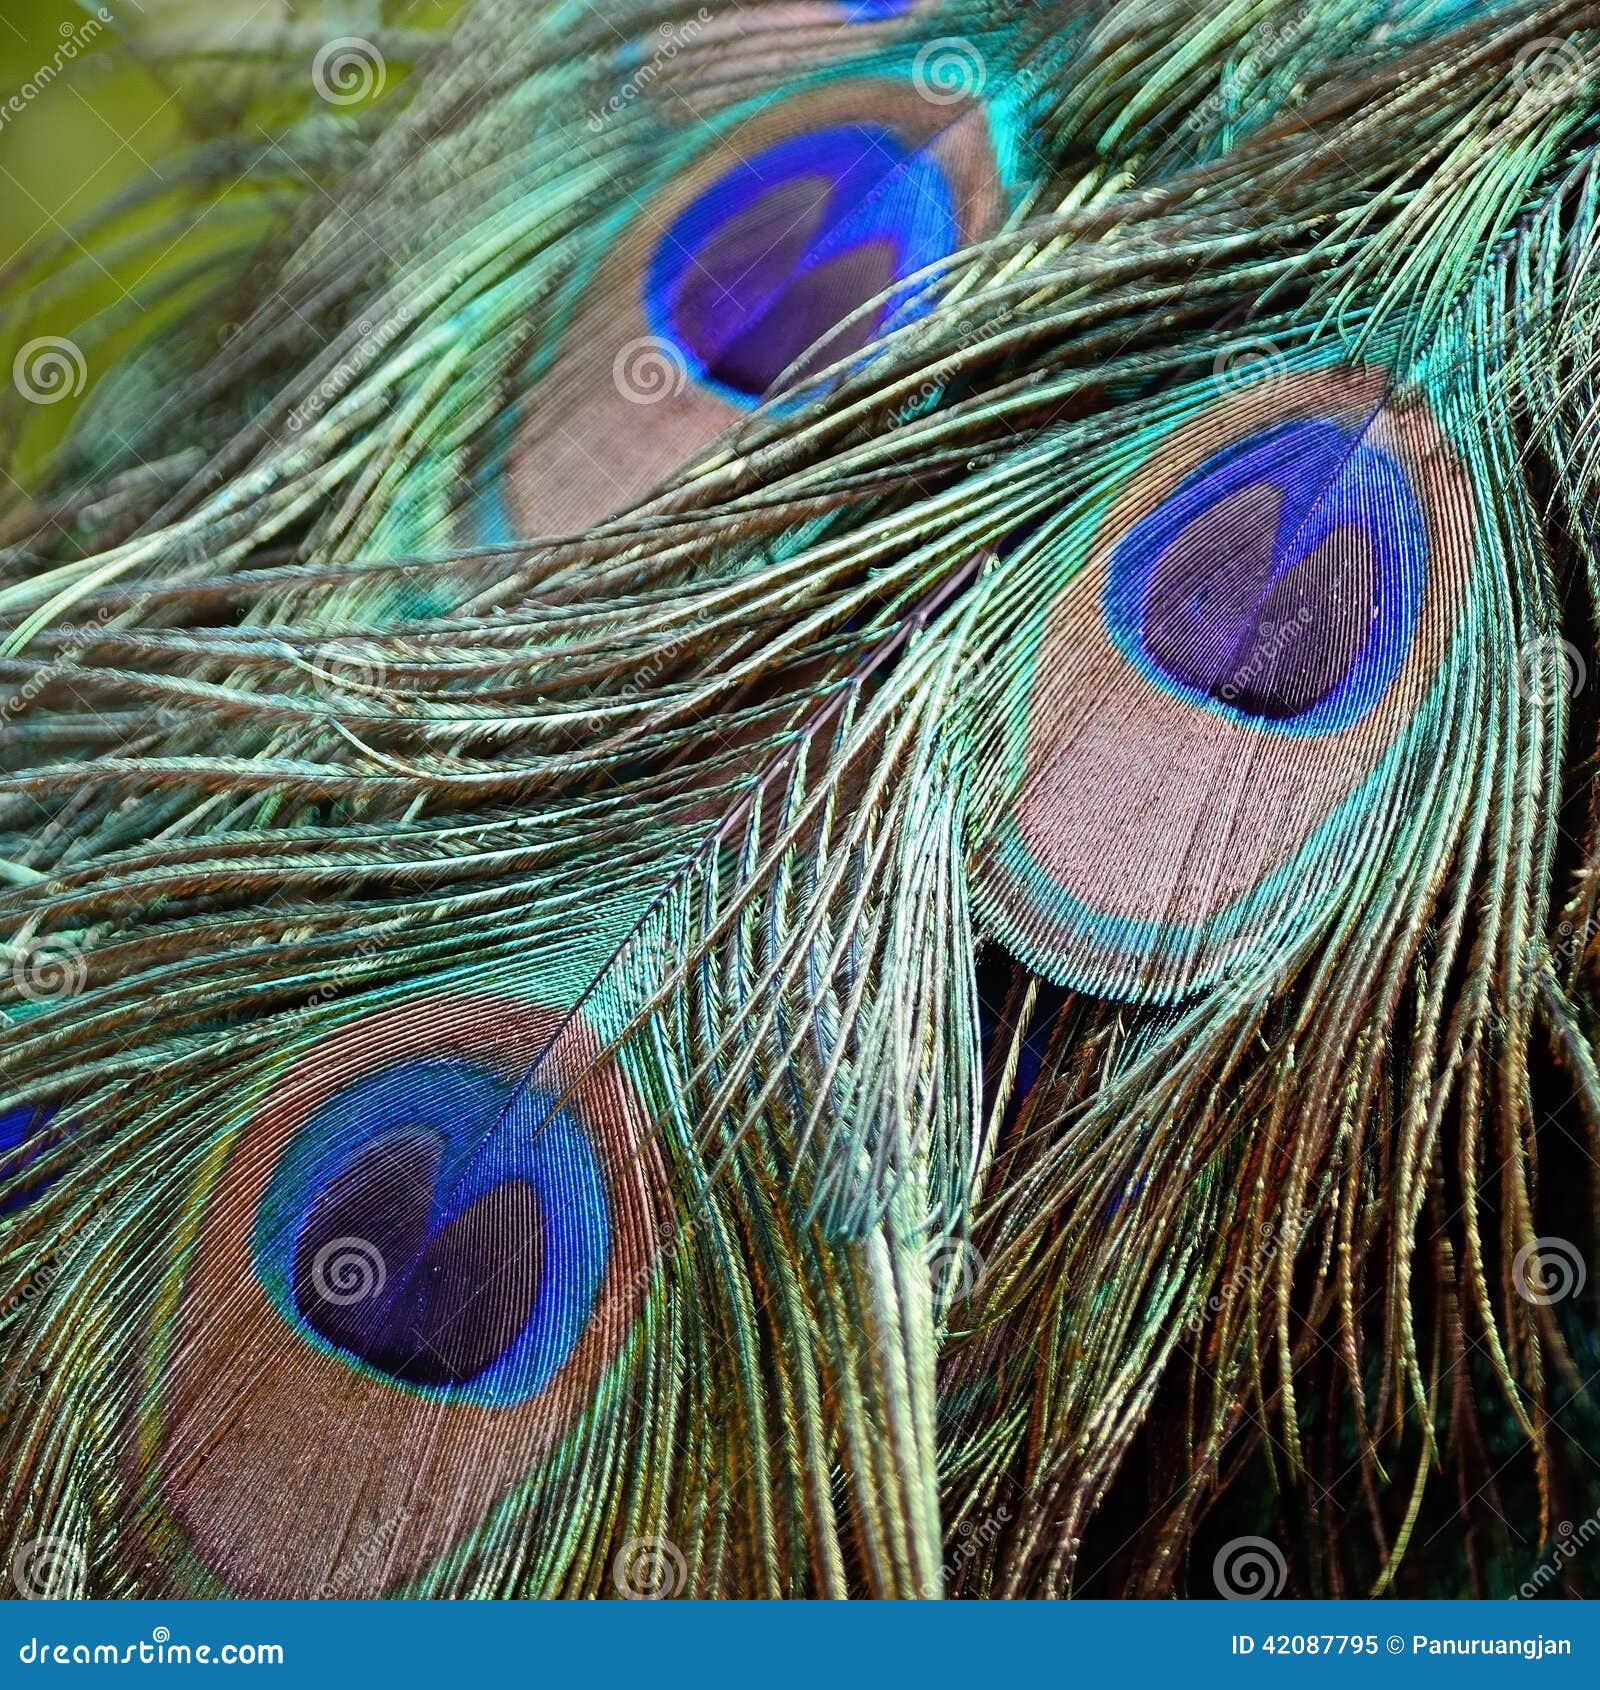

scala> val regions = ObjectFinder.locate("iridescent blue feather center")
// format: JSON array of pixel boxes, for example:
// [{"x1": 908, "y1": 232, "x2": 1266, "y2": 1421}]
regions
[
  {"x1": 645, "y1": 123, "x2": 958, "y2": 404},
  {"x1": 1104, "y1": 420, "x2": 1427, "y2": 735},
  {"x1": 253, "y1": 1058, "x2": 609, "y2": 1404}
]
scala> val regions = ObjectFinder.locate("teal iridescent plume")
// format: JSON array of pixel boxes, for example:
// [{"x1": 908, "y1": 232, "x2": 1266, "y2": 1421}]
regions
[{"x1": 1, "y1": 0, "x2": 1597, "y2": 1601}]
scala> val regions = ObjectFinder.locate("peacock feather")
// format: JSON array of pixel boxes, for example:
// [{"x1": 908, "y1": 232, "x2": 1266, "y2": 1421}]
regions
[{"x1": 0, "y1": 0, "x2": 1598, "y2": 1601}]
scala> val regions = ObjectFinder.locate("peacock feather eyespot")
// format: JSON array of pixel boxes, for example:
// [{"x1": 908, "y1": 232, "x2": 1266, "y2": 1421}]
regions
[
  {"x1": 1103, "y1": 417, "x2": 1428, "y2": 736},
  {"x1": 0, "y1": 1102, "x2": 66, "y2": 1215},
  {"x1": 154, "y1": 998, "x2": 665, "y2": 1597},
  {"x1": 478, "y1": 75, "x2": 1010, "y2": 538},
  {"x1": 643, "y1": 123, "x2": 960, "y2": 407},
  {"x1": 255, "y1": 1058, "x2": 609, "y2": 1403},
  {"x1": 972, "y1": 365, "x2": 1479, "y2": 1002}
]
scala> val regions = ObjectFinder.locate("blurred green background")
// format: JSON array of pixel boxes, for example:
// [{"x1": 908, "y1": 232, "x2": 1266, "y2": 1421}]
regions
[{"x1": 0, "y1": 0, "x2": 457, "y2": 486}]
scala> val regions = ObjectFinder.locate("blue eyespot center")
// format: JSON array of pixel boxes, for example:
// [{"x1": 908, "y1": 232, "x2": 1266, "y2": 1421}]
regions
[
  {"x1": 646, "y1": 123, "x2": 959, "y2": 404},
  {"x1": 255, "y1": 1058, "x2": 609, "y2": 1404},
  {"x1": 0, "y1": 1101, "x2": 61, "y2": 1214},
  {"x1": 1103, "y1": 419, "x2": 1428, "y2": 735},
  {"x1": 290, "y1": 1131, "x2": 545, "y2": 1389}
]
